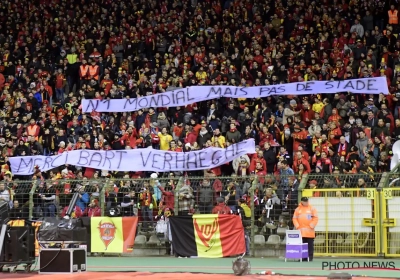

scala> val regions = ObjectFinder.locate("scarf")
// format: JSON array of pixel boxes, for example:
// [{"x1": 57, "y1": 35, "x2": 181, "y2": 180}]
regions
[{"x1": 338, "y1": 142, "x2": 347, "y2": 156}]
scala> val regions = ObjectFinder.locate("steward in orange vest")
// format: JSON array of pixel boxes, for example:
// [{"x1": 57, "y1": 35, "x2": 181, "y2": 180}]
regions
[
  {"x1": 79, "y1": 60, "x2": 90, "y2": 80},
  {"x1": 88, "y1": 61, "x2": 99, "y2": 81},
  {"x1": 389, "y1": 7, "x2": 399, "y2": 25},
  {"x1": 292, "y1": 197, "x2": 318, "y2": 261}
]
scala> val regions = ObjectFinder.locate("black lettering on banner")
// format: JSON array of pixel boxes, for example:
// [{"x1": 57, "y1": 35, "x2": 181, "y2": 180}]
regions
[
  {"x1": 343, "y1": 80, "x2": 355, "y2": 90},
  {"x1": 296, "y1": 82, "x2": 314, "y2": 91},
  {"x1": 211, "y1": 151, "x2": 222, "y2": 165},
  {"x1": 16, "y1": 158, "x2": 33, "y2": 173},
  {"x1": 222, "y1": 87, "x2": 233, "y2": 96},
  {"x1": 185, "y1": 152, "x2": 198, "y2": 169},
  {"x1": 259, "y1": 85, "x2": 285, "y2": 96},
  {"x1": 51, "y1": 153, "x2": 67, "y2": 168},
  {"x1": 367, "y1": 79, "x2": 378, "y2": 91},
  {"x1": 103, "y1": 99, "x2": 110, "y2": 110},
  {"x1": 84, "y1": 100, "x2": 99, "y2": 112},
  {"x1": 198, "y1": 151, "x2": 208, "y2": 168},
  {"x1": 207, "y1": 87, "x2": 222, "y2": 98},
  {"x1": 114, "y1": 151, "x2": 127, "y2": 169},
  {"x1": 224, "y1": 143, "x2": 237, "y2": 159},
  {"x1": 171, "y1": 91, "x2": 176, "y2": 104},
  {"x1": 124, "y1": 98, "x2": 138, "y2": 110},
  {"x1": 163, "y1": 153, "x2": 173, "y2": 170},
  {"x1": 151, "y1": 154, "x2": 162, "y2": 170},
  {"x1": 138, "y1": 96, "x2": 149, "y2": 109},
  {"x1": 43, "y1": 156, "x2": 53, "y2": 170},
  {"x1": 186, "y1": 88, "x2": 195, "y2": 101},
  {"x1": 238, "y1": 87, "x2": 249, "y2": 96},
  {"x1": 324, "y1": 81, "x2": 334, "y2": 89},
  {"x1": 175, "y1": 90, "x2": 186, "y2": 104},
  {"x1": 175, "y1": 153, "x2": 186, "y2": 169},
  {"x1": 77, "y1": 151, "x2": 90, "y2": 166},
  {"x1": 140, "y1": 151, "x2": 152, "y2": 167},
  {"x1": 149, "y1": 95, "x2": 161, "y2": 107},
  {"x1": 161, "y1": 94, "x2": 171, "y2": 106},
  {"x1": 84, "y1": 99, "x2": 110, "y2": 112},
  {"x1": 103, "y1": 150, "x2": 115, "y2": 169},
  {"x1": 322, "y1": 262, "x2": 329, "y2": 269},
  {"x1": 356, "y1": 80, "x2": 366, "y2": 90},
  {"x1": 235, "y1": 141, "x2": 248, "y2": 155},
  {"x1": 88, "y1": 152, "x2": 103, "y2": 167}
]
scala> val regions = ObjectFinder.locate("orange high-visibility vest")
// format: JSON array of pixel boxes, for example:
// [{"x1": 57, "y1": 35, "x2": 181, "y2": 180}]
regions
[
  {"x1": 79, "y1": 64, "x2": 90, "y2": 79},
  {"x1": 27, "y1": 125, "x2": 39, "y2": 140},
  {"x1": 389, "y1": 10, "x2": 399, "y2": 25},
  {"x1": 88, "y1": 65, "x2": 99, "y2": 80}
]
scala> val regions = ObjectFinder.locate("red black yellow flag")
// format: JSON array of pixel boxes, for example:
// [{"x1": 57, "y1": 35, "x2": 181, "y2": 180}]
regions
[{"x1": 169, "y1": 214, "x2": 246, "y2": 258}]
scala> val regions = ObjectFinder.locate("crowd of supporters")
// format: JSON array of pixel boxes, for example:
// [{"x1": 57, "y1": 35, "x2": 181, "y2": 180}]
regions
[{"x1": 1, "y1": 0, "x2": 400, "y2": 221}]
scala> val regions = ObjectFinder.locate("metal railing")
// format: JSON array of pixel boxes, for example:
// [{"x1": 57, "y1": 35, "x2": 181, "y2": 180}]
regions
[{"x1": 3, "y1": 170, "x2": 400, "y2": 257}]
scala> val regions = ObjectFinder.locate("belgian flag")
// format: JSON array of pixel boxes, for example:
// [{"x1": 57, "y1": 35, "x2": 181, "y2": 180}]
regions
[{"x1": 169, "y1": 214, "x2": 246, "y2": 258}]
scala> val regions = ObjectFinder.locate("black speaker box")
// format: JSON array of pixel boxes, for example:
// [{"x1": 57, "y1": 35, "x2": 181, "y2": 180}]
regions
[
  {"x1": 0, "y1": 226, "x2": 35, "y2": 263},
  {"x1": 39, "y1": 248, "x2": 86, "y2": 273}
]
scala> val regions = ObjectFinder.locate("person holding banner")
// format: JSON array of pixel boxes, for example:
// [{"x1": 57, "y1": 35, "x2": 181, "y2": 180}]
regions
[{"x1": 292, "y1": 197, "x2": 319, "y2": 261}]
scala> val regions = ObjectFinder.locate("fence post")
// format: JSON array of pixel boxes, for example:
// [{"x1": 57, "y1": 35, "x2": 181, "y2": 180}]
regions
[
  {"x1": 174, "y1": 177, "x2": 184, "y2": 215},
  {"x1": 249, "y1": 176, "x2": 258, "y2": 257},
  {"x1": 298, "y1": 174, "x2": 309, "y2": 202},
  {"x1": 29, "y1": 181, "x2": 38, "y2": 219},
  {"x1": 100, "y1": 179, "x2": 109, "y2": 217}
]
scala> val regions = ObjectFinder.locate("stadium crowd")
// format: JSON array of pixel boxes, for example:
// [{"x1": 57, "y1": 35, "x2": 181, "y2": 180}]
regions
[{"x1": 0, "y1": 0, "x2": 400, "y2": 221}]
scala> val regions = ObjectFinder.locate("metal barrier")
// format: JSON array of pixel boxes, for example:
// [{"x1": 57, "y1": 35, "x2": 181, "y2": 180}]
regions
[
  {"x1": 382, "y1": 172, "x2": 400, "y2": 257},
  {"x1": 299, "y1": 173, "x2": 384, "y2": 257},
  {"x1": 3, "y1": 171, "x2": 400, "y2": 257}
]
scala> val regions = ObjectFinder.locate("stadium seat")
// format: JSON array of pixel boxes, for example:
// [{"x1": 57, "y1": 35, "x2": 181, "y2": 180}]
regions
[
  {"x1": 147, "y1": 235, "x2": 161, "y2": 246},
  {"x1": 280, "y1": 236, "x2": 287, "y2": 246},
  {"x1": 134, "y1": 235, "x2": 147, "y2": 247},
  {"x1": 254, "y1": 235, "x2": 266, "y2": 246},
  {"x1": 277, "y1": 226, "x2": 288, "y2": 237},
  {"x1": 265, "y1": 234, "x2": 281, "y2": 246}
]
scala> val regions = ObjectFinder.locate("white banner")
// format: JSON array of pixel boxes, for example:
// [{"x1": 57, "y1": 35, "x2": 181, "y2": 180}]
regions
[
  {"x1": 81, "y1": 77, "x2": 388, "y2": 113},
  {"x1": 9, "y1": 139, "x2": 255, "y2": 175}
]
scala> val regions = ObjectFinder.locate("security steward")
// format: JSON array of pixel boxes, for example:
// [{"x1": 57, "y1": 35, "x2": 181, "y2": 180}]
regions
[{"x1": 292, "y1": 197, "x2": 318, "y2": 261}]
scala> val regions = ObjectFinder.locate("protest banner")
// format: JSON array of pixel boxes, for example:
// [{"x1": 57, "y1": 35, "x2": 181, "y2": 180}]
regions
[
  {"x1": 9, "y1": 139, "x2": 256, "y2": 175},
  {"x1": 81, "y1": 77, "x2": 388, "y2": 113}
]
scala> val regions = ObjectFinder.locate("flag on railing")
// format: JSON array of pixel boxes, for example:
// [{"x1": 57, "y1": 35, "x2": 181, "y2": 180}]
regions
[
  {"x1": 169, "y1": 214, "x2": 245, "y2": 258},
  {"x1": 89, "y1": 217, "x2": 138, "y2": 253}
]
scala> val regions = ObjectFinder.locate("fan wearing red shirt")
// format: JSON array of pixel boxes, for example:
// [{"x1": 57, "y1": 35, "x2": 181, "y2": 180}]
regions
[
  {"x1": 249, "y1": 151, "x2": 267, "y2": 173},
  {"x1": 293, "y1": 151, "x2": 311, "y2": 174}
]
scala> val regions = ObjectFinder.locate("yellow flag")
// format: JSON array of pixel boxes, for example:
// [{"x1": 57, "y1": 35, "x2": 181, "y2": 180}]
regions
[
  {"x1": 91, "y1": 217, "x2": 123, "y2": 253},
  {"x1": 193, "y1": 214, "x2": 223, "y2": 258}
]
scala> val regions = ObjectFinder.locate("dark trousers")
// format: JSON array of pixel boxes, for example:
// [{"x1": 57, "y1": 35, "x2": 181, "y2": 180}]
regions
[{"x1": 302, "y1": 237, "x2": 314, "y2": 261}]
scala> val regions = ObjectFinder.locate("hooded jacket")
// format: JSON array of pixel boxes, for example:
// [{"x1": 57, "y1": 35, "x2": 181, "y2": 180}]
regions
[{"x1": 292, "y1": 203, "x2": 319, "y2": 238}]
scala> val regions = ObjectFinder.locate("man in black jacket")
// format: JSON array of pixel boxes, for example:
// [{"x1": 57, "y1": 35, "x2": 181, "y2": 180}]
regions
[{"x1": 263, "y1": 142, "x2": 276, "y2": 173}]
